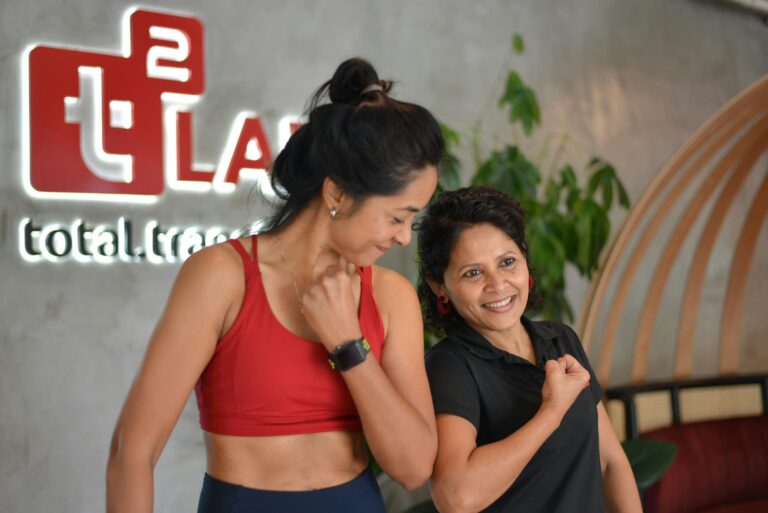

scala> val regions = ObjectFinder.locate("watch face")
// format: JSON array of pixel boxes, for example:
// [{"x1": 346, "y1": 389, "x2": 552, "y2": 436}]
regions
[
  {"x1": 337, "y1": 343, "x2": 366, "y2": 369},
  {"x1": 331, "y1": 338, "x2": 369, "y2": 371}
]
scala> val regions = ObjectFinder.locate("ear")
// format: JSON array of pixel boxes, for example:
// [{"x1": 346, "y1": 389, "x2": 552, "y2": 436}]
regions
[
  {"x1": 321, "y1": 177, "x2": 345, "y2": 213},
  {"x1": 426, "y1": 277, "x2": 447, "y2": 300}
]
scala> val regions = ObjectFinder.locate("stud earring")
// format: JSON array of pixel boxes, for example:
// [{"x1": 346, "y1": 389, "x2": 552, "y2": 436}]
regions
[
  {"x1": 529, "y1": 276, "x2": 534, "y2": 290},
  {"x1": 330, "y1": 207, "x2": 338, "y2": 219}
]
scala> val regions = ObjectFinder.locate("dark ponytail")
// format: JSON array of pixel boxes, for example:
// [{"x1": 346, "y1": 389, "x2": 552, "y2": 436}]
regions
[{"x1": 263, "y1": 58, "x2": 444, "y2": 233}]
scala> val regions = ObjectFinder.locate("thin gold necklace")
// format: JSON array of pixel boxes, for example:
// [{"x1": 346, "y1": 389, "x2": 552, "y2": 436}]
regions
[{"x1": 274, "y1": 234, "x2": 303, "y2": 310}]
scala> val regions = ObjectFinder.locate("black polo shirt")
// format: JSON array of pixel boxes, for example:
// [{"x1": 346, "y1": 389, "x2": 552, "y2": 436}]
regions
[{"x1": 425, "y1": 316, "x2": 606, "y2": 513}]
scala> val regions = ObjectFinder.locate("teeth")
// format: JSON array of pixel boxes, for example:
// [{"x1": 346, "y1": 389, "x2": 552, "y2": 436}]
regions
[{"x1": 483, "y1": 296, "x2": 513, "y2": 308}]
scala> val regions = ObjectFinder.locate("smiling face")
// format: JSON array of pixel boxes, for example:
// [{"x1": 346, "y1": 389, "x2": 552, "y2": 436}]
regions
[
  {"x1": 328, "y1": 165, "x2": 438, "y2": 266},
  {"x1": 433, "y1": 222, "x2": 530, "y2": 340}
]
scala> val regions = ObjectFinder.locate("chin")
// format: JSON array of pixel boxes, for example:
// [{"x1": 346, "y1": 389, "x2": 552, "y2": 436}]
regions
[
  {"x1": 490, "y1": 314, "x2": 524, "y2": 331},
  {"x1": 344, "y1": 251, "x2": 377, "y2": 268}
]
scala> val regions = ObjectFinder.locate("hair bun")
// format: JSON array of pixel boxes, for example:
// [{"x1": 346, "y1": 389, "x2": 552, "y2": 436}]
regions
[{"x1": 327, "y1": 58, "x2": 392, "y2": 104}]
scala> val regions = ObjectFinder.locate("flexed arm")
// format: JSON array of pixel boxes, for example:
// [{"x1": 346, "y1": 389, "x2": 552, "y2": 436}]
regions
[
  {"x1": 430, "y1": 356, "x2": 590, "y2": 513},
  {"x1": 300, "y1": 261, "x2": 437, "y2": 490}
]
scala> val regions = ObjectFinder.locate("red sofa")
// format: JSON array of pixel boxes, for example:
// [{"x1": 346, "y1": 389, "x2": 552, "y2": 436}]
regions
[
  {"x1": 605, "y1": 375, "x2": 768, "y2": 513},
  {"x1": 642, "y1": 415, "x2": 768, "y2": 513}
]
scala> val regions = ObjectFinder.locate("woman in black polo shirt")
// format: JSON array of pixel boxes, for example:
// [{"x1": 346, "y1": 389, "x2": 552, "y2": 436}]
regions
[{"x1": 416, "y1": 186, "x2": 641, "y2": 513}]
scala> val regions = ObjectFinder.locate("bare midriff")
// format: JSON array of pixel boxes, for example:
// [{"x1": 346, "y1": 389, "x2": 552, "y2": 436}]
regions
[{"x1": 204, "y1": 430, "x2": 369, "y2": 490}]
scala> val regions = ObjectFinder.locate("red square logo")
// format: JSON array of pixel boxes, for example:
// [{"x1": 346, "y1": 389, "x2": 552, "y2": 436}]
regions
[{"x1": 24, "y1": 9, "x2": 205, "y2": 200}]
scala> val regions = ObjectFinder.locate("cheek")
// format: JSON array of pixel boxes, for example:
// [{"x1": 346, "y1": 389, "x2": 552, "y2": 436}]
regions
[
  {"x1": 447, "y1": 283, "x2": 478, "y2": 313},
  {"x1": 355, "y1": 211, "x2": 388, "y2": 236},
  {"x1": 372, "y1": 221, "x2": 399, "y2": 242}
]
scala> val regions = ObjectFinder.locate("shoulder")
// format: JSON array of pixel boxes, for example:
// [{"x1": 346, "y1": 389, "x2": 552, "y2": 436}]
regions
[
  {"x1": 370, "y1": 264, "x2": 416, "y2": 296},
  {"x1": 370, "y1": 264, "x2": 420, "y2": 314},
  {"x1": 182, "y1": 238, "x2": 244, "y2": 276},
  {"x1": 172, "y1": 239, "x2": 246, "y2": 300},
  {"x1": 368, "y1": 265, "x2": 422, "y2": 343},
  {"x1": 425, "y1": 338, "x2": 471, "y2": 374},
  {"x1": 425, "y1": 339, "x2": 480, "y2": 409}
]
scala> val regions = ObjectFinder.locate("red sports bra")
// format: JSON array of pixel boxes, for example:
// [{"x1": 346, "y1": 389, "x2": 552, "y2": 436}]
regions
[{"x1": 194, "y1": 235, "x2": 385, "y2": 436}]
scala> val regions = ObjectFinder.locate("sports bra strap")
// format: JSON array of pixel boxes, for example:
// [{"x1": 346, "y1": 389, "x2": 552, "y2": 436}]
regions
[
  {"x1": 226, "y1": 235, "x2": 258, "y2": 274},
  {"x1": 358, "y1": 265, "x2": 372, "y2": 286}
]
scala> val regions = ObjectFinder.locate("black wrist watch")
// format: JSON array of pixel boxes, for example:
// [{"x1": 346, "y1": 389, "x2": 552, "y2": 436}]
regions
[{"x1": 328, "y1": 337, "x2": 370, "y2": 372}]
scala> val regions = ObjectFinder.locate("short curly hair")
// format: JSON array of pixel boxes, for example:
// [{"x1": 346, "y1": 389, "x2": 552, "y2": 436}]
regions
[{"x1": 415, "y1": 186, "x2": 539, "y2": 335}]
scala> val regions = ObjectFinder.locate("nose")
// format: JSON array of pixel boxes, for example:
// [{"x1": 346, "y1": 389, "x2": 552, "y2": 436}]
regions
[
  {"x1": 393, "y1": 223, "x2": 412, "y2": 247},
  {"x1": 483, "y1": 269, "x2": 507, "y2": 292}
]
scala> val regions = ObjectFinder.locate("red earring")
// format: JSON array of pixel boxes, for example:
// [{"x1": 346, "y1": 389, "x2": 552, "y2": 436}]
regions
[
  {"x1": 437, "y1": 296, "x2": 451, "y2": 315},
  {"x1": 529, "y1": 276, "x2": 534, "y2": 290}
]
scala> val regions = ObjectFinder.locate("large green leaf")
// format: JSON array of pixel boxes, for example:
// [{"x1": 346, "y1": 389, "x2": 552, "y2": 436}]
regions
[
  {"x1": 438, "y1": 153, "x2": 461, "y2": 192},
  {"x1": 440, "y1": 122, "x2": 461, "y2": 147},
  {"x1": 543, "y1": 179, "x2": 561, "y2": 210},
  {"x1": 585, "y1": 158, "x2": 629, "y2": 211},
  {"x1": 559, "y1": 165, "x2": 578, "y2": 189},
  {"x1": 527, "y1": 217, "x2": 566, "y2": 288},
  {"x1": 617, "y1": 179, "x2": 631, "y2": 208},
  {"x1": 437, "y1": 123, "x2": 462, "y2": 193},
  {"x1": 569, "y1": 198, "x2": 610, "y2": 277},
  {"x1": 622, "y1": 438, "x2": 677, "y2": 492},
  {"x1": 472, "y1": 146, "x2": 540, "y2": 199},
  {"x1": 499, "y1": 71, "x2": 540, "y2": 136}
]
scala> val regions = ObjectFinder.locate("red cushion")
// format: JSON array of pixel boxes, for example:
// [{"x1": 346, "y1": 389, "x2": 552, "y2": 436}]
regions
[
  {"x1": 642, "y1": 415, "x2": 768, "y2": 513},
  {"x1": 698, "y1": 498, "x2": 768, "y2": 513}
]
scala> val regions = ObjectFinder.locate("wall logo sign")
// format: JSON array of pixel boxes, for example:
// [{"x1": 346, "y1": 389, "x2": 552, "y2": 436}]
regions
[
  {"x1": 23, "y1": 7, "x2": 298, "y2": 202},
  {"x1": 20, "y1": 7, "x2": 296, "y2": 263}
]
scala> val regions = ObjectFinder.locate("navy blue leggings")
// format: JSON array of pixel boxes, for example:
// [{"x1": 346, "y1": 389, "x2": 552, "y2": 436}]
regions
[{"x1": 197, "y1": 469, "x2": 387, "y2": 513}]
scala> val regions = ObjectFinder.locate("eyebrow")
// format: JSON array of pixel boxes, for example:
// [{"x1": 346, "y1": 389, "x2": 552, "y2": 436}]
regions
[
  {"x1": 397, "y1": 206, "x2": 420, "y2": 213},
  {"x1": 455, "y1": 251, "x2": 520, "y2": 273}
]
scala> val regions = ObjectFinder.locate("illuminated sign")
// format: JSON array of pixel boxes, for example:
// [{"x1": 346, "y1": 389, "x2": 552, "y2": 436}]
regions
[
  {"x1": 22, "y1": 7, "x2": 303, "y2": 201},
  {"x1": 19, "y1": 7, "x2": 300, "y2": 264},
  {"x1": 19, "y1": 217, "x2": 245, "y2": 264}
]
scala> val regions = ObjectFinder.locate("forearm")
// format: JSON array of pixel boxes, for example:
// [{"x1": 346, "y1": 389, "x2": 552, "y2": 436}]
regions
[
  {"x1": 340, "y1": 356, "x2": 436, "y2": 489},
  {"x1": 602, "y1": 457, "x2": 643, "y2": 513},
  {"x1": 106, "y1": 455, "x2": 154, "y2": 513},
  {"x1": 433, "y1": 408, "x2": 560, "y2": 513}
]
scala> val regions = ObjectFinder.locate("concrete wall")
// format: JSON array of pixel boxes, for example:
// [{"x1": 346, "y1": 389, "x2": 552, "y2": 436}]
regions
[{"x1": 1, "y1": 1, "x2": 766, "y2": 512}]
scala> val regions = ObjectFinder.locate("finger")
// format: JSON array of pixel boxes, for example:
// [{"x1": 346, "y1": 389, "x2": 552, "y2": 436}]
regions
[
  {"x1": 544, "y1": 360, "x2": 561, "y2": 375},
  {"x1": 338, "y1": 255, "x2": 357, "y2": 276},
  {"x1": 561, "y1": 354, "x2": 584, "y2": 373}
]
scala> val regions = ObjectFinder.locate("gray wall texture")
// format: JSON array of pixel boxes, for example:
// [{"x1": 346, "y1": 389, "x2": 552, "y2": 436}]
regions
[{"x1": 1, "y1": 1, "x2": 766, "y2": 512}]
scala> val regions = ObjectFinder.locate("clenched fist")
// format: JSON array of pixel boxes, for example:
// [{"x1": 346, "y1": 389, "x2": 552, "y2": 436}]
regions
[
  {"x1": 300, "y1": 255, "x2": 363, "y2": 352},
  {"x1": 540, "y1": 354, "x2": 591, "y2": 423}
]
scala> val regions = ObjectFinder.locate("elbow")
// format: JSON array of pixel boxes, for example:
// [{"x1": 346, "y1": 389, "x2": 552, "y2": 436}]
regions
[
  {"x1": 383, "y1": 439, "x2": 437, "y2": 491},
  {"x1": 107, "y1": 423, "x2": 157, "y2": 469},
  {"x1": 389, "y1": 460, "x2": 434, "y2": 491},
  {"x1": 431, "y1": 480, "x2": 476, "y2": 513}
]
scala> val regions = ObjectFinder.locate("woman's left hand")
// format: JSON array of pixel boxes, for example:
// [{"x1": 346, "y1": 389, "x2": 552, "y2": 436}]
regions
[{"x1": 300, "y1": 255, "x2": 363, "y2": 351}]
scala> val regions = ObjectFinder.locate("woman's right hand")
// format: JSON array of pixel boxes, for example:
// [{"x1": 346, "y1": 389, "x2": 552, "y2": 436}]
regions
[{"x1": 540, "y1": 354, "x2": 591, "y2": 422}]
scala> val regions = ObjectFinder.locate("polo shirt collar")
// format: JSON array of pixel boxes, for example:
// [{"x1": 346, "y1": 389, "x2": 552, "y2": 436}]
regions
[{"x1": 447, "y1": 315, "x2": 558, "y2": 366}]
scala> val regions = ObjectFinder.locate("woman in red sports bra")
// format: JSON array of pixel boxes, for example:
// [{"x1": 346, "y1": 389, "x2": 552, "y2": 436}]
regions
[{"x1": 106, "y1": 58, "x2": 444, "y2": 513}]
